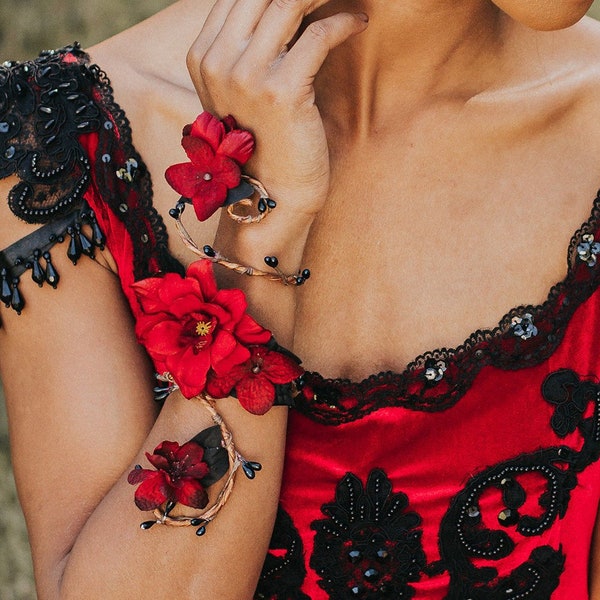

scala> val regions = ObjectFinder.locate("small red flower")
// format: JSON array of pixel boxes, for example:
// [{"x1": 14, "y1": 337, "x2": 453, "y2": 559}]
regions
[
  {"x1": 127, "y1": 440, "x2": 210, "y2": 511},
  {"x1": 165, "y1": 112, "x2": 255, "y2": 221},
  {"x1": 133, "y1": 260, "x2": 271, "y2": 399},
  {"x1": 206, "y1": 346, "x2": 304, "y2": 415}
]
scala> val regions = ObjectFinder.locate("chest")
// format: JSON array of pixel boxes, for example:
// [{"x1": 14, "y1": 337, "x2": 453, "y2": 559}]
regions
[{"x1": 293, "y1": 126, "x2": 600, "y2": 379}]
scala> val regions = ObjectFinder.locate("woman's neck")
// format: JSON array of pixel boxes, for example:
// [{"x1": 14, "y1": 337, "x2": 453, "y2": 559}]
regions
[{"x1": 310, "y1": 0, "x2": 513, "y2": 135}]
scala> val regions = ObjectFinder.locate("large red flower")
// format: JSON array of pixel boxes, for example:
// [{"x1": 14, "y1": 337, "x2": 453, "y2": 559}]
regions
[
  {"x1": 133, "y1": 260, "x2": 271, "y2": 399},
  {"x1": 127, "y1": 440, "x2": 210, "y2": 511},
  {"x1": 165, "y1": 112, "x2": 255, "y2": 221},
  {"x1": 206, "y1": 346, "x2": 304, "y2": 415}
]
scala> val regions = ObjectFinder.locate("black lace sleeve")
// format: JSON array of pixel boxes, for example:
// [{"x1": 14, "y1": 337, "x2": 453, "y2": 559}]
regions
[{"x1": 0, "y1": 43, "x2": 183, "y2": 318}]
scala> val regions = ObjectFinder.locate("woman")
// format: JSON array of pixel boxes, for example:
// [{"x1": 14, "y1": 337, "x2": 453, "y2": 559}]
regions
[{"x1": 1, "y1": 0, "x2": 600, "y2": 597}]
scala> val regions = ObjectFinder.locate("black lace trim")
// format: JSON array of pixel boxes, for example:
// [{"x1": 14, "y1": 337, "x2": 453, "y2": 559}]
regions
[
  {"x1": 0, "y1": 201, "x2": 105, "y2": 314},
  {"x1": 0, "y1": 43, "x2": 182, "y2": 289},
  {"x1": 296, "y1": 192, "x2": 600, "y2": 425}
]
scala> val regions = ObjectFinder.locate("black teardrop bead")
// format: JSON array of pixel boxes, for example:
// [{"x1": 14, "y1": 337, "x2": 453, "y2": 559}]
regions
[
  {"x1": 257, "y1": 198, "x2": 267, "y2": 213},
  {"x1": 31, "y1": 250, "x2": 46, "y2": 286},
  {"x1": 1, "y1": 268, "x2": 12, "y2": 306},
  {"x1": 43, "y1": 253, "x2": 59, "y2": 288},
  {"x1": 164, "y1": 500, "x2": 176, "y2": 516},
  {"x1": 10, "y1": 278, "x2": 24, "y2": 314},
  {"x1": 66, "y1": 227, "x2": 82, "y2": 264},
  {"x1": 78, "y1": 228, "x2": 95, "y2": 258},
  {"x1": 88, "y1": 214, "x2": 106, "y2": 248},
  {"x1": 195, "y1": 526, "x2": 207, "y2": 536},
  {"x1": 242, "y1": 462, "x2": 257, "y2": 479},
  {"x1": 242, "y1": 460, "x2": 262, "y2": 479},
  {"x1": 203, "y1": 245, "x2": 216, "y2": 258},
  {"x1": 140, "y1": 521, "x2": 156, "y2": 530},
  {"x1": 266, "y1": 198, "x2": 277, "y2": 209},
  {"x1": 301, "y1": 269, "x2": 311, "y2": 280},
  {"x1": 190, "y1": 518, "x2": 204, "y2": 527},
  {"x1": 264, "y1": 256, "x2": 278, "y2": 268}
]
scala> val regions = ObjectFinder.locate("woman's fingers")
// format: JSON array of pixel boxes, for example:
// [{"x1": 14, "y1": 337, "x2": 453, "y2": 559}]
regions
[{"x1": 254, "y1": 12, "x2": 369, "y2": 85}]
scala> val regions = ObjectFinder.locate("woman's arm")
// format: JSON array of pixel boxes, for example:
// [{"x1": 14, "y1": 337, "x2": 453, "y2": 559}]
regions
[
  {"x1": 187, "y1": 0, "x2": 368, "y2": 341},
  {"x1": 0, "y1": 183, "x2": 287, "y2": 599}
]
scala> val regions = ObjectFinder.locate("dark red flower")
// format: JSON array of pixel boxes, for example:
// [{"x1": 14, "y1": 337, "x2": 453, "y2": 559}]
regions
[
  {"x1": 127, "y1": 440, "x2": 210, "y2": 511},
  {"x1": 133, "y1": 260, "x2": 271, "y2": 399},
  {"x1": 206, "y1": 346, "x2": 304, "y2": 415},
  {"x1": 165, "y1": 112, "x2": 255, "y2": 221}
]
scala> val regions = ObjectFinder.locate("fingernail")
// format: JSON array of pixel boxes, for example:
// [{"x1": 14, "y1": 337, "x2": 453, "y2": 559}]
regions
[{"x1": 357, "y1": 12, "x2": 369, "y2": 23}]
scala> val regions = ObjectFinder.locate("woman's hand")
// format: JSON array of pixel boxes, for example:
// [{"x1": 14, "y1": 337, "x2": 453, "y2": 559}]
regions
[{"x1": 187, "y1": 0, "x2": 369, "y2": 216}]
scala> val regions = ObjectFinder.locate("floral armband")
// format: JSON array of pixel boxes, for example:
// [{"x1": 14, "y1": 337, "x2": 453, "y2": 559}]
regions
[
  {"x1": 128, "y1": 404, "x2": 261, "y2": 536},
  {"x1": 128, "y1": 112, "x2": 305, "y2": 535}
]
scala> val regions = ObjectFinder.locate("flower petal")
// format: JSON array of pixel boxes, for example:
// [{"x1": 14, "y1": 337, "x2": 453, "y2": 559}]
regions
[
  {"x1": 261, "y1": 350, "x2": 304, "y2": 384},
  {"x1": 213, "y1": 288, "x2": 248, "y2": 326},
  {"x1": 210, "y1": 154, "x2": 242, "y2": 187},
  {"x1": 133, "y1": 471, "x2": 169, "y2": 511},
  {"x1": 181, "y1": 135, "x2": 217, "y2": 166},
  {"x1": 190, "y1": 112, "x2": 225, "y2": 151},
  {"x1": 175, "y1": 442, "x2": 209, "y2": 479},
  {"x1": 142, "y1": 320, "x2": 188, "y2": 357},
  {"x1": 164, "y1": 162, "x2": 205, "y2": 198},
  {"x1": 168, "y1": 346, "x2": 211, "y2": 398},
  {"x1": 211, "y1": 330, "x2": 250, "y2": 374},
  {"x1": 127, "y1": 467, "x2": 155, "y2": 485},
  {"x1": 187, "y1": 260, "x2": 218, "y2": 301},
  {"x1": 218, "y1": 130, "x2": 255, "y2": 164},
  {"x1": 206, "y1": 364, "x2": 246, "y2": 398},
  {"x1": 191, "y1": 180, "x2": 229, "y2": 221},
  {"x1": 236, "y1": 375, "x2": 276, "y2": 415},
  {"x1": 175, "y1": 478, "x2": 208, "y2": 509},
  {"x1": 234, "y1": 313, "x2": 272, "y2": 345}
]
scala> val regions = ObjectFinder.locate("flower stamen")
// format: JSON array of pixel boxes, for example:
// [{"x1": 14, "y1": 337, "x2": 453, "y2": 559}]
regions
[{"x1": 195, "y1": 320, "x2": 212, "y2": 336}]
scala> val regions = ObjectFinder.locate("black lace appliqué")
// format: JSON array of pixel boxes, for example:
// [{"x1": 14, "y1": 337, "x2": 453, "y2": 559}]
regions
[
  {"x1": 430, "y1": 368, "x2": 600, "y2": 598},
  {"x1": 0, "y1": 44, "x2": 182, "y2": 316},
  {"x1": 255, "y1": 507, "x2": 310, "y2": 600},
  {"x1": 310, "y1": 469, "x2": 425, "y2": 599},
  {"x1": 296, "y1": 191, "x2": 600, "y2": 425}
]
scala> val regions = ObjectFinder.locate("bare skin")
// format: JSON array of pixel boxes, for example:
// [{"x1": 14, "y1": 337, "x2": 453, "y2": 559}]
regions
[{"x1": 3, "y1": 0, "x2": 600, "y2": 597}]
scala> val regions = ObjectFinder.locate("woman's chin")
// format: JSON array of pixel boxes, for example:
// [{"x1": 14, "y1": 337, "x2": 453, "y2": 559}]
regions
[{"x1": 491, "y1": 0, "x2": 593, "y2": 31}]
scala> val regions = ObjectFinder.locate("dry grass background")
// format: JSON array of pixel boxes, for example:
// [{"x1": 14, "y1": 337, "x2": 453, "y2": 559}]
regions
[{"x1": 1, "y1": 1, "x2": 600, "y2": 598}]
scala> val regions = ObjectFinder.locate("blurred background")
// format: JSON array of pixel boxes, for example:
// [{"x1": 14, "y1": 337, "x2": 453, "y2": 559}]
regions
[{"x1": 1, "y1": 1, "x2": 600, "y2": 598}]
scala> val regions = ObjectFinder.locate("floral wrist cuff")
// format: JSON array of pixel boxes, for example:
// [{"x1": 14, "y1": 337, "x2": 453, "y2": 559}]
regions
[{"x1": 128, "y1": 398, "x2": 261, "y2": 536}]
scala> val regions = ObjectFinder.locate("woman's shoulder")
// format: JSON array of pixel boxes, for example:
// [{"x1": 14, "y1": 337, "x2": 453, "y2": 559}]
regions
[{"x1": 0, "y1": 41, "x2": 184, "y2": 319}]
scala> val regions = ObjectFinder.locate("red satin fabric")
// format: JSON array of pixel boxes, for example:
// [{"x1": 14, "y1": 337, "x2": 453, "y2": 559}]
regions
[{"x1": 281, "y1": 280, "x2": 600, "y2": 598}]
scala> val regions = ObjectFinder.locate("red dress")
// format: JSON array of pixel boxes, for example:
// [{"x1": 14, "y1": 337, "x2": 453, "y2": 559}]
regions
[{"x1": 2, "y1": 47, "x2": 599, "y2": 599}]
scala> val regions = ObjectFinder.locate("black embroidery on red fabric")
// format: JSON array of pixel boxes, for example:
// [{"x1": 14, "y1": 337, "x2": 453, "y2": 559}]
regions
[
  {"x1": 254, "y1": 506, "x2": 310, "y2": 600},
  {"x1": 310, "y1": 469, "x2": 425, "y2": 599},
  {"x1": 0, "y1": 44, "x2": 183, "y2": 288},
  {"x1": 294, "y1": 192, "x2": 600, "y2": 425},
  {"x1": 429, "y1": 368, "x2": 600, "y2": 598}
]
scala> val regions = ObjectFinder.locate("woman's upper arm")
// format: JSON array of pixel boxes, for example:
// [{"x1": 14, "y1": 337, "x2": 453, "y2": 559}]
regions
[{"x1": 0, "y1": 176, "x2": 159, "y2": 589}]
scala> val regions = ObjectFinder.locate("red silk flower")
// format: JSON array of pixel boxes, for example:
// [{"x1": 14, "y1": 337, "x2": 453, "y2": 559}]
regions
[
  {"x1": 165, "y1": 112, "x2": 255, "y2": 221},
  {"x1": 132, "y1": 260, "x2": 271, "y2": 399},
  {"x1": 127, "y1": 440, "x2": 209, "y2": 510},
  {"x1": 206, "y1": 346, "x2": 304, "y2": 415}
]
